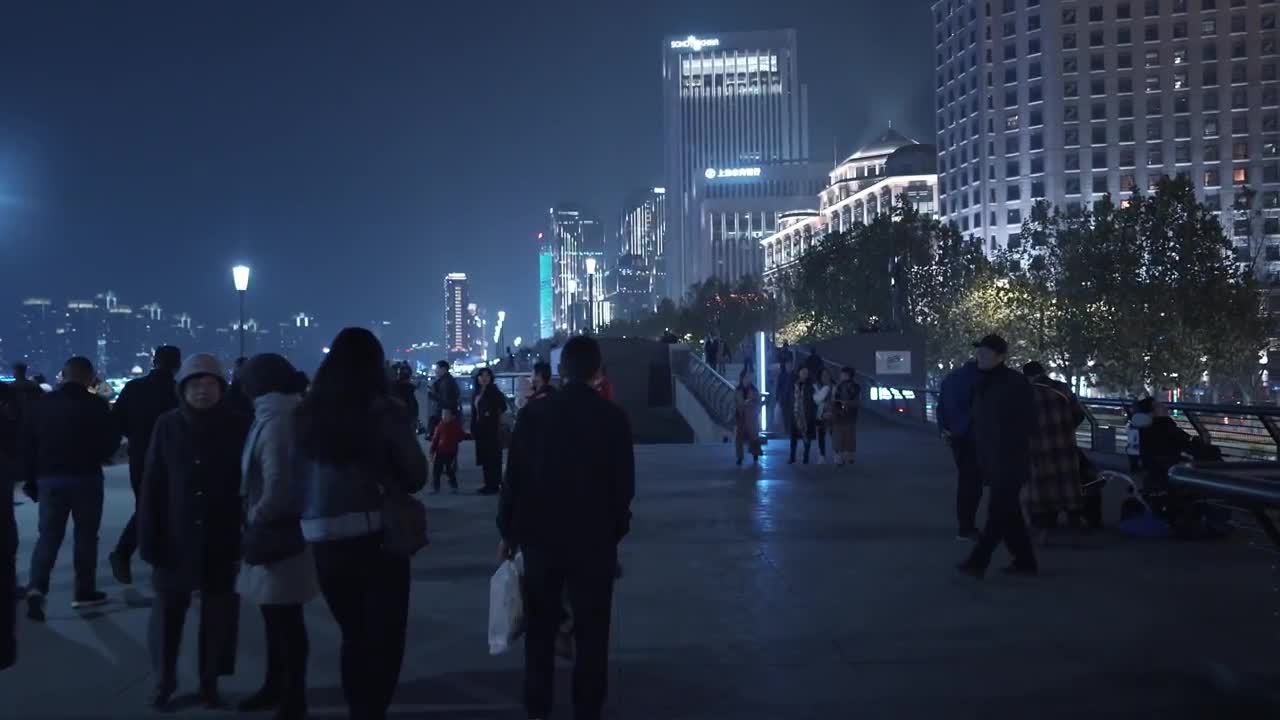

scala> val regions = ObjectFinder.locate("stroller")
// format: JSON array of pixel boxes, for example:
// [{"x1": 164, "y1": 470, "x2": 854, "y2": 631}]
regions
[{"x1": 1115, "y1": 437, "x2": 1232, "y2": 539}]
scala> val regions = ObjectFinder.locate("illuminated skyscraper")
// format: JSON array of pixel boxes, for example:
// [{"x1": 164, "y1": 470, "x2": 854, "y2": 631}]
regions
[
  {"x1": 663, "y1": 30, "x2": 809, "y2": 296},
  {"x1": 444, "y1": 273, "x2": 469, "y2": 355},
  {"x1": 548, "y1": 206, "x2": 604, "y2": 333},
  {"x1": 537, "y1": 232, "x2": 555, "y2": 339},
  {"x1": 17, "y1": 298, "x2": 57, "y2": 374}
]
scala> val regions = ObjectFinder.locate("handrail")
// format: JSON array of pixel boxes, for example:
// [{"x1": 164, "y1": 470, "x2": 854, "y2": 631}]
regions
[{"x1": 676, "y1": 352, "x2": 738, "y2": 429}]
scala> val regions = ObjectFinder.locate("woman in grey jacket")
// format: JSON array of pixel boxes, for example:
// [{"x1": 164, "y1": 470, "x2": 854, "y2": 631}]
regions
[
  {"x1": 297, "y1": 328, "x2": 428, "y2": 720},
  {"x1": 236, "y1": 354, "x2": 316, "y2": 719}
]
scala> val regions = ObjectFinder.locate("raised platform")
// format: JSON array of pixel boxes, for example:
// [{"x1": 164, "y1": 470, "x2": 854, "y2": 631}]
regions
[{"x1": 1, "y1": 420, "x2": 1276, "y2": 718}]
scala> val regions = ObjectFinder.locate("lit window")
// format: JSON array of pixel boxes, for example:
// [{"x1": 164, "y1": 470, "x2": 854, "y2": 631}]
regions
[{"x1": 1234, "y1": 167, "x2": 1249, "y2": 184}]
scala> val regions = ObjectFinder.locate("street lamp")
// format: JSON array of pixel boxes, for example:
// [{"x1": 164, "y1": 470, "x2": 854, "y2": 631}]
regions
[
  {"x1": 232, "y1": 265, "x2": 251, "y2": 358},
  {"x1": 585, "y1": 257, "x2": 597, "y2": 334}
]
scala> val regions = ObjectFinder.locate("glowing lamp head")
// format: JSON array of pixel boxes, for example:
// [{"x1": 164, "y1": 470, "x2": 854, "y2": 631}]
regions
[
  {"x1": 585, "y1": 258, "x2": 597, "y2": 275},
  {"x1": 232, "y1": 265, "x2": 251, "y2": 292}
]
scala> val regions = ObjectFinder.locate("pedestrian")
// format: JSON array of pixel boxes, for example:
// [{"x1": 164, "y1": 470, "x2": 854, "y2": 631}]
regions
[
  {"x1": 296, "y1": 327, "x2": 428, "y2": 720},
  {"x1": 139, "y1": 353, "x2": 251, "y2": 709},
  {"x1": 594, "y1": 365, "x2": 615, "y2": 403},
  {"x1": 1125, "y1": 400, "x2": 1148, "y2": 473},
  {"x1": 8, "y1": 363, "x2": 44, "y2": 404},
  {"x1": 789, "y1": 366, "x2": 817, "y2": 464},
  {"x1": 235, "y1": 353, "x2": 317, "y2": 719},
  {"x1": 812, "y1": 368, "x2": 834, "y2": 464},
  {"x1": 937, "y1": 358, "x2": 982, "y2": 540},
  {"x1": 957, "y1": 335, "x2": 1037, "y2": 579},
  {"x1": 472, "y1": 367, "x2": 508, "y2": 496},
  {"x1": 705, "y1": 332, "x2": 719, "y2": 371},
  {"x1": 1134, "y1": 398, "x2": 1191, "y2": 492},
  {"x1": 226, "y1": 356, "x2": 255, "y2": 417},
  {"x1": 426, "y1": 360, "x2": 460, "y2": 440},
  {"x1": 498, "y1": 335, "x2": 635, "y2": 720},
  {"x1": 775, "y1": 357, "x2": 794, "y2": 437},
  {"x1": 530, "y1": 361, "x2": 557, "y2": 403},
  {"x1": 830, "y1": 367, "x2": 861, "y2": 466},
  {"x1": 1022, "y1": 362, "x2": 1086, "y2": 535},
  {"x1": 430, "y1": 407, "x2": 463, "y2": 494},
  {"x1": 108, "y1": 345, "x2": 181, "y2": 586},
  {"x1": 391, "y1": 362, "x2": 421, "y2": 432},
  {"x1": 21, "y1": 356, "x2": 120, "y2": 621},
  {"x1": 734, "y1": 369, "x2": 763, "y2": 465},
  {"x1": 803, "y1": 343, "x2": 824, "y2": 379}
]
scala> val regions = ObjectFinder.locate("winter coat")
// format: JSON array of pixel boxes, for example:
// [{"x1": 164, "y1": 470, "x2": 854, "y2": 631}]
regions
[
  {"x1": 113, "y1": 370, "x2": 178, "y2": 466},
  {"x1": 19, "y1": 384, "x2": 119, "y2": 486},
  {"x1": 236, "y1": 393, "x2": 318, "y2": 606},
  {"x1": 831, "y1": 379, "x2": 861, "y2": 427},
  {"x1": 430, "y1": 418, "x2": 465, "y2": 456},
  {"x1": 299, "y1": 396, "x2": 428, "y2": 542},
  {"x1": 1024, "y1": 379, "x2": 1085, "y2": 516},
  {"x1": 392, "y1": 380, "x2": 420, "y2": 427},
  {"x1": 498, "y1": 382, "x2": 634, "y2": 563},
  {"x1": 970, "y1": 364, "x2": 1034, "y2": 490},
  {"x1": 139, "y1": 402, "x2": 252, "y2": 594},
  {"x1": 472, "y1": 383, "x2": 508, "y2": 465},
  {"x1": 937, "y1": 361, "x2": 979, "y2": 437},
  {"x1": 735, "y1": 385, "x2": 762, "y2": 440},
  {"x1": 429, "y1": 374, "x2": 461, "y2": 419},
  {"x1": 792, "y1": 379, "x2": 817, "y2": 436}
]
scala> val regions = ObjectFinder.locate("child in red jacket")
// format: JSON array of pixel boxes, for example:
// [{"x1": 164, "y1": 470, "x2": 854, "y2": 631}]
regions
[{"x1": 430, "y1": 408, "x2": 463, "y2": 493}]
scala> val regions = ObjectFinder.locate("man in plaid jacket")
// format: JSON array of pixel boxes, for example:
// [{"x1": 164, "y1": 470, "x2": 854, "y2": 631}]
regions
[{"x1": 1023, "y1": 362, "x2": 1086, "y2": 531}]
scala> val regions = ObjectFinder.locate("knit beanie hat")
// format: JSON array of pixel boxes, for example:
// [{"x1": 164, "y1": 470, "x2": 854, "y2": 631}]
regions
[{"x1": 177, "y1": 353, "x2": 226, "y2": 388}]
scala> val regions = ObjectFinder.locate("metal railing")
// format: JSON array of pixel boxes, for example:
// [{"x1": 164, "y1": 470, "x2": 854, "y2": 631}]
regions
[{"x1": 676, "y1": 352, "x2": 738, "y2": 429}]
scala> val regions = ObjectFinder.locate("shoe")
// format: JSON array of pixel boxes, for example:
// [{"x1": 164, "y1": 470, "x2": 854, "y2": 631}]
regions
[
  {"x1": 956, "y1": 529, "x2": 981, "y2": 541},
  {"x1": 477, "y1": 487, "x2": 500, "y2": 496},
  {"x1": 109, "y1": 551, "x2": 133, "y2": 585},
  {"x1": 955, "y1": 561, "x2": 985, "y2": 580},
  {"x1": 200, "y1": 685, "x2": 226, "y2": 710},
  {"x1": 27, "y1": 591, "x2": 46, "y2": 622},
  {"x1": 237, "y1": 686, "x2": 281, "y2": 712},
  {"x1": 149, "y1": 687, "x2": 173, "y2": 712},
  {"x1": 71, "y1": 590, "x2": 109, "y2": 609},
  {"x1": 1000, "y1": 563, "x2": 1039, "y2": 577}
]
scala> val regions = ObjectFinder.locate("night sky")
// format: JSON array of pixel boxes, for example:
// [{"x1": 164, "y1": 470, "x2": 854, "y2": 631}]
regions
[{"x1": 0, "y1": 0, "x2": 935, "y2": 349}]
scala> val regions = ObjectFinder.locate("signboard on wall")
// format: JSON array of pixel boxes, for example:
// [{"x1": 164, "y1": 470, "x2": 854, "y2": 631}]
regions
[{"x1": 875, "y1": 351, "x2": 911, "y2": 375}]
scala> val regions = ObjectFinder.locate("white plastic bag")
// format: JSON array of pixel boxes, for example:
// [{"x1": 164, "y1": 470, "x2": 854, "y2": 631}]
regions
[{"x1": 487, "y1": 553, "x2": 525, "y2": 655}]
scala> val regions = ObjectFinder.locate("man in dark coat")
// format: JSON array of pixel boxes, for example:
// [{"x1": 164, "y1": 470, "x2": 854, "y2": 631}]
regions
[
  {"x1": 937, "y1": 359, "x2": 982, "y2": 539},
  {"x1": 139, "y1": 353, "x2": 251, "y2": 710},
  {"x1": 426, "y1": 360, "x2": 461, "y2": 439},
  {"x1": 530, "y1": 361, "x2": 556, "y2": 402},
  {"x1": 21, "y1": 356, "x2": 120, "y2": 621},
  {"x1": 789, "y1": 366, "x2": 818, "y2": 464},
  {"x1": 391, "y1": 362, "x2": 421, "y2": 430},
  {"x1": 498, "y1": 336, "x2": 635, "y2": 720},
  {"x1": 108, "y1": 345, "x2": 181, "y2": 585},
  {"x1": 958, "y1": 335, "x2": 1038, "y2": 579},
  {"x1": 775, "y1": 357, "x2": 794, "y2": 436}
]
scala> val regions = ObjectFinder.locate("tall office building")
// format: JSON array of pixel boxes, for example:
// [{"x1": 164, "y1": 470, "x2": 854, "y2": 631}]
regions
[
  {"x1": 933, "y1": 0, "x2": 1280, "y2": 258},
  {"x1": 537, "y1": 232, "x2": 555, "y2": 339},
  {"x1": 549, "y1": 206, "x2": 604, "y2": 333},
  {"x1": 18, "y1": 298, "x2": 57, "y2": 374},
  {"x1": 615, "y1": 187, "x2": 668, "y2": 313},
  {"x1": 663, "y1": 30, "x2": 810, "y2": 297},
  {"x1": 444, "y1": 273, "x2": 469, "y2": 355},
  {"x1": 64, "y1": 300, "x2": 103, "y2": 367}
]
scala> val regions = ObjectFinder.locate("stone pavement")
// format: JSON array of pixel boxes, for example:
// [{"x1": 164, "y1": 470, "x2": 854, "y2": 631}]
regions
[{"x1": 1, "y1": 418, "x2": 1277, "y2": 719}]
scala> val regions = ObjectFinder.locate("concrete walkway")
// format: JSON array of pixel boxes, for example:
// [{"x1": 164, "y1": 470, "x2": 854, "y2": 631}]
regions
[{"x1": 1, "y1": 418, "x2": 1276, "y2": 718}]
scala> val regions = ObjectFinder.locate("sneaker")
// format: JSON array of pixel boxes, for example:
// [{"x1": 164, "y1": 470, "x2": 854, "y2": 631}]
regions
[
  {"x1": 109, "y1": 551, "x2": 133, "y2": 585},
  {"x1": 71, "y1": 591, "x2": 109, "y2": 609},
  {"x1": 26, "y1": 591, "x2": 46, "y2": 622}
]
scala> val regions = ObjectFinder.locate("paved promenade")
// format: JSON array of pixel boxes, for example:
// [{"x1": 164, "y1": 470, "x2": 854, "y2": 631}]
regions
[{"x1": 1, "y1": 418, "x2": 1277, "y2": 718}]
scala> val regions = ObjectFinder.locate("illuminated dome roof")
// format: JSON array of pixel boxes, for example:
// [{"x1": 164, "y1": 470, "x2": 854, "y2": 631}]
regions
[{"x1": 847, "y1": 127, "x2": 919, "y2": 161}]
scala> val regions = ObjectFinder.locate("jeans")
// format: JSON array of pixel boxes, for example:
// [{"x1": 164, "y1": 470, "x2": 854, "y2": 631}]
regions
[
  {"x1": 522, "y1": 550, "x2": 616, "y2": 720},
  {"x1": 28, "y1": 476, "x2": 104, "y2": 596},
  {"x1": 432, "y1": 452, "x2": 458, "y2": 490},
  {"x1": 789, "y1": 425, "x2": 815, "y2": 463},
  {"x1": 313, "y1": 532, "x2": 410, "y2": 720},
  {"x1": 951, "y1": 434, "x2": 983, "y2": 533},
  {"x1": 113, "y1": 459, "x2": 144, "y2": 561},
  {"x1": 967, "y1": 484, "x2": 1036, "y2": 571}
]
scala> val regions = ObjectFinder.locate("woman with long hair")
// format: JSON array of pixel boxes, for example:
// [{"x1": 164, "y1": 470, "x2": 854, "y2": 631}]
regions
[
  {"x1": 831, "y1": 367, "x2": 862, "y2": 466},
  {"x1": 296, "y1": 328, "x2": 427, "y2": 720},
  {"x1": 472, "y1": 367, "x2": 508, "y2": 495},
  {"x1": 734, "y1": 368, "x2": 763, "y2": 465}
]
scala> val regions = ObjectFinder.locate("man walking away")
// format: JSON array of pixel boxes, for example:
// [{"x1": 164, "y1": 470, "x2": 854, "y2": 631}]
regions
[
  {"x1": 22, "y1": 356, "x2": 121, "y2": 620},
  {"x1": 530, "y1": 362, "x2": 556, "y2": 402},
  {"x1": 1022, "y1": 362, "x2": 1086, "y2": 535},
  {"x1": 109, "y1": 345, "x2": 181, "y2": 585},
  {"x1": 957, "y1": 335, "x2": 1037, "y2": 579},
  {"x1": 775, "y1": 357, "x2": 794, "y2": 437},
  {"x1": 498, "y1": 336, "x2": 635, "y2": 720},
  {"x1": 392, "y1": 362, "x2": 421, "y2": 431},
  {"x1": 937, "y1": 358, "x2": 982, "y2": 540},
  {"x1": 427, "y1": 360, "x2": 461, "y2": 439}
]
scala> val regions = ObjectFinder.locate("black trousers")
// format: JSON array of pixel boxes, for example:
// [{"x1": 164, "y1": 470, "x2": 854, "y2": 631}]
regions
[
  {"x1": 149, "y1": 588, "x2": 238, "y2": 694},
  {"x1": 257, "y1": 603, "x2": 309, "y2": 711},
  {"x1": 951, "y1": 434, "x2": 983, "y2": 533},
  {"x1": 522, "y1": 551, "x2": 615, "y2": 720},
  {"x1": 28, "y1": 477, "x2": 103, "y2": 597},
  {"x1": 789, "y1": 425, "x2": 815, "y2": 463},
  {"x1": 967, "y1": 484, "x2": 1036, "y2": 571},
  {"x1": 113, "y1": 459, "x2": 144, "y2": 560},
  {"x1": 313, "y1": 533, "x2": 410, "y2": 720},
  {"x1": 432, "y1": 452, "x2": 458, "y2": 490}
]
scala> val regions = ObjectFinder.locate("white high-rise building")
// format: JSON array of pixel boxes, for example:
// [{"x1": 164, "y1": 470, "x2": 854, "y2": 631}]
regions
[
  {"x1": 933, "y1": 0, "x2": 1280, "y2": 263},
  {"x1": 444, "y1": 273, "x2": 469, "y2": 355},
  {"x1": 663, "y1": 30, "x2": 810, "y2": 297}
]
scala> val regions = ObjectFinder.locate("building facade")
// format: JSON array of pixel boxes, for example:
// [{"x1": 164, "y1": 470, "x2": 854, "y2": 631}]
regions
[
  {"x1": 761, "y1": 128, "x2": 940, "y2": 292},
  {"x1": 444, "y1": 273, "x2": 469, "y2": 355},
  {"x1": 537, "y1": 233, "x2": 555, "y2": 339},
  {"x1": 548, "y1": 205, "x2": 604, "y2": 334},
  {"x1": 17, "y1": 298, "x2": 57, "y2": 375},
  {"x1": 617, "y1": 187, "x2": 668, "y2": 311},
  {"x1": 933, "y1": 0, "x2": 1280, "y2": 258},
  {"x1": 663, "y1": 30, "x2": 810, "y2": 298}
]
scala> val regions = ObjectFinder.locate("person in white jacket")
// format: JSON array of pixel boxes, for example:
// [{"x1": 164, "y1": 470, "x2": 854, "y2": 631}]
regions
[
  {"x1": 236, "y1": 354, "x2": 318, "y2": 719},
  {"x1": 813, "y1": 368, "x2": 835, "y2": 464}
]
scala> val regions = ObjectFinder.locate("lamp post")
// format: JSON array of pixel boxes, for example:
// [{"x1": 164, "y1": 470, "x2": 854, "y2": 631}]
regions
[
  {"x1": 585, "y1": 257, "x2": 597, "y2": 335},
  {"x1": 232, "y1": 265, "x2": 251, "y2": 358},
  {"x1": 567, "y1": 279, "x2": 578, "y2": 335}
]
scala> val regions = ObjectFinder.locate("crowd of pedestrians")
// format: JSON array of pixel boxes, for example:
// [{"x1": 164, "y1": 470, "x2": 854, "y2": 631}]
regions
[{"x1": 0, "y1": 330, "x2": 635, "y2": 720}]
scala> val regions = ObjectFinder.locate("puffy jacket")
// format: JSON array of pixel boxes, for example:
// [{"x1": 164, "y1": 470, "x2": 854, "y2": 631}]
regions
[
  {"x1": 20, "y1": 384, "x2": 119, "y2": 485},
  {"x1": 113, "y1": 370, "x2": 178, "y2": 464},
  {"x1": 300, "y1": 398, "x2": 428, "y2": 542}
]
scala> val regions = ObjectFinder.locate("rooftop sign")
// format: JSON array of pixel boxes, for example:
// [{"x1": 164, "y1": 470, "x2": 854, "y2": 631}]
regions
[
  {"x1": 705, "y1": 167, "x2": 761, "y2": 179},
  {"x1": 671, "y1": 36, "x2": 720, "y2": 51}
]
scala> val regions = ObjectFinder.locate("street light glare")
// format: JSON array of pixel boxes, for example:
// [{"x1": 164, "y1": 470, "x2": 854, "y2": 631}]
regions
[
  {"x1": 232, "y1": 265, "x2": 251, "y2": 292},
  {"x1": 584, "y1": 258, "x2": 597, "y2": 275}
]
